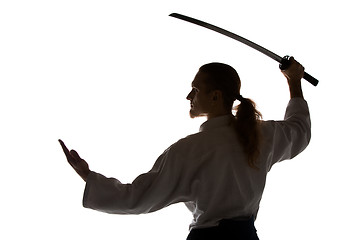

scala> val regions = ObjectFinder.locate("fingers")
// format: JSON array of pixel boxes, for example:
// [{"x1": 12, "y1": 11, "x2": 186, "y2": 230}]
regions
[
  {"x1": 59, "y1": 139, "x2": 71, "y2": 158},
  {"x1": 281, "y1": 57, "x2": 304, "y2": 80},
  {"x1": 70, "y1": 149, "x2": 82, "y2": 162},
  {"x1": 291, "y1": 58, "x2": 304, "y2": 72},
  {"x1": 283, "y1": 57, "x2": 301, "y2": 70},
  {"x1": 59, "y1": 139, "x2": 81, "y2": 163},
  {"x1": 58, "y1": 139, "x2": 90, "y2": 181}
]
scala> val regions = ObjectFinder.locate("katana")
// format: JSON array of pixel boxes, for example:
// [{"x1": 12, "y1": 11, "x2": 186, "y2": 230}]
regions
[{"x1": 169, "y1": 13, "x2": 319, "y2": 86}]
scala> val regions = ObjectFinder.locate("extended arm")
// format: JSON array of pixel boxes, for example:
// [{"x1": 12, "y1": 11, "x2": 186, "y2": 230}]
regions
[{"x1": 82, "y1": 144, "x2": 192, "y2": 215}]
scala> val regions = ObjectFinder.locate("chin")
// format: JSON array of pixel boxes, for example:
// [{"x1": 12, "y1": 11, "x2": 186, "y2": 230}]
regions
[
  {"x1": 189, "y1": 109, "x2": 206, "y2": 119},
  {"x1": 189, "y1": 110, "x2": 198, "y2": 119}
]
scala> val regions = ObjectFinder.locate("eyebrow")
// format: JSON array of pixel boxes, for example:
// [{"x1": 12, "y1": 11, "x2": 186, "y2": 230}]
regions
[
  {"x1": 191, "y1": 84, "x2": 200, "y2": 89},
  {"x1": 191, "y1": 79, "x2": 200, "y2": 88}
]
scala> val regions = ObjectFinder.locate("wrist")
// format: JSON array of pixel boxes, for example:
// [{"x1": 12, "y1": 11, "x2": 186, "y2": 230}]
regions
[
  {"x1": 289, "y1": 83, "x2": 303, "y2": 99},
  {"x1": 80, "y1": 169, "x2": 90, "y2": 182}
]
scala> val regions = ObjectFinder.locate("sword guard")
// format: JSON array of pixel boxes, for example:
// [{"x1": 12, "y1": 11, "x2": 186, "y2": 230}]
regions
[{"x1": 279, "y1": 55, "x2": 291, "y2": 70}]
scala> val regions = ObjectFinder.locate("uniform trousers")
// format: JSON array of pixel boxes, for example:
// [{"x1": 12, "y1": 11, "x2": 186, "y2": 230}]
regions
[{"x1": 186, "y1": 217, "x2": 259, "y2": 240}]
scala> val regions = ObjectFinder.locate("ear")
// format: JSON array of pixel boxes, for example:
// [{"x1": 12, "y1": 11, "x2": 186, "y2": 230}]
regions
[{"x1": 212, "y1": 90, "x2": 222, "y2": 101}]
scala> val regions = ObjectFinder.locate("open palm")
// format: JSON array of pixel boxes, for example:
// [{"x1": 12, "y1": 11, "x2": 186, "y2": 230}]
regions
[{"x1": 59, "y1": 139, "x2": 90, "y2": 181}]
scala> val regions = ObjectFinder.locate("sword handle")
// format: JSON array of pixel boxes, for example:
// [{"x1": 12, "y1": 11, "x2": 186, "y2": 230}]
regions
[
  {"x1": 303, "y1": 72, "x2": 319, "y2": 86},
  {"x1": 279, "y1": 56, "x2": 319, "y2": 86}
]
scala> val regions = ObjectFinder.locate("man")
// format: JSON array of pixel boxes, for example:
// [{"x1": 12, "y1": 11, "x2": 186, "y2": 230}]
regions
[{"x1": 60, "y1": 57, "x2": 310, "y2": 239}]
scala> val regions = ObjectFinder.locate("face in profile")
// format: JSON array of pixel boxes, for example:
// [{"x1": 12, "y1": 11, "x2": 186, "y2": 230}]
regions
[{"x1": 186, "y1": 71, "x2": 213, "y2": 118}]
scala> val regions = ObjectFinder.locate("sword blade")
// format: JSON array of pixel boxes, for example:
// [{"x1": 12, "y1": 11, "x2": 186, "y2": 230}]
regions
[
  {"x1": 169, "y1": 13, "x2": 319, "y2": 86},
  {"x1": 169, "y1": 13, "x2": 282, "y2": 62}
]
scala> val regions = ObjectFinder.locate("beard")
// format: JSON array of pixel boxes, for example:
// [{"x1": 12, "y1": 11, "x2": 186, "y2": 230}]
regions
[
  {"x1": 189, "y1": 109, "x2": 197, "y2": 118},
  {"x1": 189, "y1": 107, "x2": 207, "y2": 119}
]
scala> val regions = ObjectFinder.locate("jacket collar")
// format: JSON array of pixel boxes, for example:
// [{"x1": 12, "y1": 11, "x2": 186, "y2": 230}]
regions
[{"x1": 199, "y1": 114, "x2": 234, "y2": 132}]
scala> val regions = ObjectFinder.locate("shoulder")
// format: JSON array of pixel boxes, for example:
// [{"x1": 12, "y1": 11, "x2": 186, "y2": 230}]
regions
[
  {"x1": 163, "y1": 131, "x2": 220, "y2": 162},
  {"x1": 169, "y1": 132, "x2": 204, "y2": 152}
]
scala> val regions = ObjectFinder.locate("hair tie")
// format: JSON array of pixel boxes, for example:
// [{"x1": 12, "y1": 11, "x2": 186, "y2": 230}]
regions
[{"x1": 236, "y1": 94, "x2": 244, "y2": 101}]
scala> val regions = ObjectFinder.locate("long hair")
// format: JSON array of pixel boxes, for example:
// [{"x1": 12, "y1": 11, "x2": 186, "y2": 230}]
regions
[{"x1": 199, "y1": 63, "x2": 262, "y2": 169}]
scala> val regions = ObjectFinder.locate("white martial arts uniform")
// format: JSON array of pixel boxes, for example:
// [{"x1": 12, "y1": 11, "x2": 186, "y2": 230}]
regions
[{"x1": 83, "y1": 98, "x2": 311, "y2": 230}]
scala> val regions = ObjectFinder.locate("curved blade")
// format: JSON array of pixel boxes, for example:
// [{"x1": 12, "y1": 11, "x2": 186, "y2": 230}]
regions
[
  {"x1": 169, "y1": 13, "x2": 283, "y2": 63},
  {"x1": 169, "y1": 13, "x2": 319, "y2": 86}
]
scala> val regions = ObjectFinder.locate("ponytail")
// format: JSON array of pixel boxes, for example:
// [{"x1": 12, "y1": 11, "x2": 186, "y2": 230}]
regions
[
  {"x1": 199, "y1": 62, "x2": 263, "y2": 168},
  {"x1": 235, "y1": 96, "x2": 262, "y2": 169}
]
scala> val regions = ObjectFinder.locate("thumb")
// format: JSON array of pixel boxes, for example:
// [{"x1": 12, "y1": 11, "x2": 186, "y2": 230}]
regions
[{"x1": 70, "y1": 150, "x2": 82, "y2": 161}]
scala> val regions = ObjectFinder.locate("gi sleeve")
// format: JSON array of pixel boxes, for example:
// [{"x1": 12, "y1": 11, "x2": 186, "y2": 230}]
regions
[
  {"x1": 82, "y1": 145, "x2": 191, "y2": 214},
  {"x1": 262, "y1": 97, "x2": 311, "y2": 171}
]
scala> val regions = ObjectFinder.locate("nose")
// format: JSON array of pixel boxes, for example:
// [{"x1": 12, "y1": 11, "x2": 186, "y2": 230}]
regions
[
  {"x1": 187, "y1": 89, "x2": 195, "y2": 101},
  {"x1": 186, "y1": 91, "x2": 192, "y2": 101}
]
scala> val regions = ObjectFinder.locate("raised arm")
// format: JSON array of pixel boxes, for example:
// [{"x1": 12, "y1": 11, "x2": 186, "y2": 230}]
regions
[
  {"x1": 262, "y1": 58, "x2": 311, "y2": 170},
  {"x1": 281, "y1": 57, "x2": 304, "y2": 99}
]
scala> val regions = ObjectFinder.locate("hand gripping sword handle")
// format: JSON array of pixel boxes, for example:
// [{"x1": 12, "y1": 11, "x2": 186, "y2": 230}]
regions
[{"x1": 279, "y1": 56, "x2": 319, "y2": 86}]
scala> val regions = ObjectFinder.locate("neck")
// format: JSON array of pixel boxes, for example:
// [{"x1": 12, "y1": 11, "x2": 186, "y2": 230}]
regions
[{"x1": 207, "y1": 111, "x2": 231, "y2": 120}]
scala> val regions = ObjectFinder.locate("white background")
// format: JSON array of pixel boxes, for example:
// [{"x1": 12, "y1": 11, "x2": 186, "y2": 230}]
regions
[{"x1": 1, "y1": 0, "x2": 359, "y2": 239}]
